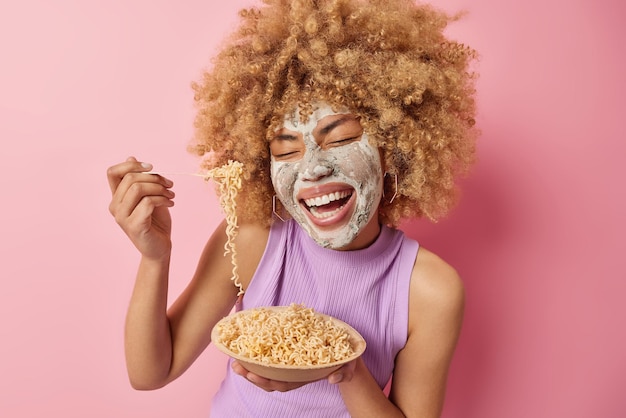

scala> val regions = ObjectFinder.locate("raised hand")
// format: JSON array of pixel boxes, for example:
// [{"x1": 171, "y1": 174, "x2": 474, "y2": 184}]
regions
[{"x1": 107, "y1": 157, "x2": 175, "y2": 260}]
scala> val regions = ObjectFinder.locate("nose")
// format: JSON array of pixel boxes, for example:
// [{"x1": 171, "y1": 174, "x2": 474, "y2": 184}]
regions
[{"x1": 300, "y1": 149, "x2": 333, "y2": 181}]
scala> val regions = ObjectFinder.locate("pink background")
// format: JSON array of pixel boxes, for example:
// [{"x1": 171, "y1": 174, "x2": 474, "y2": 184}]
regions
[{"x1": 1, "y1": 0, "x2": 624, "y2": 417}]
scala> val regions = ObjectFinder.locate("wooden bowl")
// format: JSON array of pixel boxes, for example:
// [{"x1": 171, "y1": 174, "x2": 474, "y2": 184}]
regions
[{"x1": 211, "y1": 306, "x2": 366, "y2": 383}]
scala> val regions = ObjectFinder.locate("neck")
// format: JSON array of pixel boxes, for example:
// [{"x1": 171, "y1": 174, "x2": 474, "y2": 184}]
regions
[{"x1": 337, "y1": 218, "x2": 382, "y2": 251}]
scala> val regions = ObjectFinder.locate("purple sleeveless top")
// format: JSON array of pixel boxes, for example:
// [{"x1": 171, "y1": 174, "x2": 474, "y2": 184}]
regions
[{"x1": 210, "y1": 219, "x2": 419, "y2": 417}]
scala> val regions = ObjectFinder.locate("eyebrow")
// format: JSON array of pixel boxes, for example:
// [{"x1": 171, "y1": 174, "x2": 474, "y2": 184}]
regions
[
  {"x1": 318, "y1": 116, "x2": 355, "y2": 136},
  {"x1": 274, "y1": 133, "x2": 298, "y2": 141}
]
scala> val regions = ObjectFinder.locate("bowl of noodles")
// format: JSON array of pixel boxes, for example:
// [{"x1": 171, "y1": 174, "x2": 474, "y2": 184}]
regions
[{"x1": 211, "y1": 304, "x2": 367, "y2": 382}]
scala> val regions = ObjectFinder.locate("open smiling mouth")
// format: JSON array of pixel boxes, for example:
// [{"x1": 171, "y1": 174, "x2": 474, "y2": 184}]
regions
[{"x1": 301, "y1": 189, "x2": 354, "y2": 220}]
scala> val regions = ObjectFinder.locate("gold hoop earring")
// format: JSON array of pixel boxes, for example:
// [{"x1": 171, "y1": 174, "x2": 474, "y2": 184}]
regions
[
  {"x1": 383, "y1": 173, "x2": 398, "y2": 203},
  {"x1": 272, "y1": 195, "x2": 286, "y2": 222}
]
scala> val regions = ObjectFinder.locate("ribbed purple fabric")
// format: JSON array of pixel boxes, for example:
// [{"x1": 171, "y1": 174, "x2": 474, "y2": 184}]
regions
[{"x1": 210, "y1": 219, "x2": 419, "y2": 417}]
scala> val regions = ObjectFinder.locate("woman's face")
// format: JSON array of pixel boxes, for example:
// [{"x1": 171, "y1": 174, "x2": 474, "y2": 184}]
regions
[{"x1": 270, "y1": 103, "x2": 383, "y2": 250}]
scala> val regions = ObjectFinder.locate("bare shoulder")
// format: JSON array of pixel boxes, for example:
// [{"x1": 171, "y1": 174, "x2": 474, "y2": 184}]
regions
[
  {"x1": 231, "y1": 220, "x2": 271, "y2": 289},
  {"x1": 409, "y1": 247, "x2": 465, "y2": 328},
  {"x1": 235, "y1": 220, "x2": 271, "y2": 249},
  {"x1": 195, "y1": 219, "x2": 270, "y2": 291}
]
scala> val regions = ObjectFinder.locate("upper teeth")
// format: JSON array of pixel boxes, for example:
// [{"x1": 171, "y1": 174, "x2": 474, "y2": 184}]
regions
[{"x1": 304, "y1": 190, "x2": 351, "y2": 207}]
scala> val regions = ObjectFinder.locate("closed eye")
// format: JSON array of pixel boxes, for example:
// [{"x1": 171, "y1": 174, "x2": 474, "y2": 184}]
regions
[
  {"x1": 327, "y1": 135, "x2": 361, "y2": 147},
  {"x1": 275, "y1": 151, "x2": 300, "y2": 159},
  {"x1": 270, "y1": 131, "x2": 304, "y2": 161}
]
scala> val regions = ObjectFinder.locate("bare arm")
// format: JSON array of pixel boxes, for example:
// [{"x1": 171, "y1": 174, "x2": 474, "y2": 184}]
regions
[
  {"x1": 108, "y1": 157, "x2": 176, "y2": 388},
  {"x1": 389, "y1": 248, "x2": 465, "y2": 417},
  {"x1": 162, "y1": 220, "x2": 269, "y2": 386},
  {"x1": 107, "y1": 157, "x2": 268, "y2": 390},
  {"x1": 336, "y1": 248, "x2": 464, "y2": 417},
  {"x1": 124, "y1": 221, "x2": 244, "y2": 390},
  {"x1": 123, "y1": 255, "x2": 174, "y2": 389}
]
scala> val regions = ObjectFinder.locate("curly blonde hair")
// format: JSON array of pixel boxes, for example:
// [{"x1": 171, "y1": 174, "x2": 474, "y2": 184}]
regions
[{"x1": 190, "y1": 0, "x2": 478, "y2": 227}]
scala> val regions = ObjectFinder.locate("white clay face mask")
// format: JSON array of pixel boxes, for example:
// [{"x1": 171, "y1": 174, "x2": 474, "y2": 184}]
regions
[{"x1": 270, "y1": 104, "x2": 383, "y2": 249}]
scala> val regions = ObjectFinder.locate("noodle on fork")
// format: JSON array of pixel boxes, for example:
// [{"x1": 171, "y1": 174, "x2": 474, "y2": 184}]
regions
[{"x1": 204, "y1": 160, "x2": 245, "y2": 298}]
